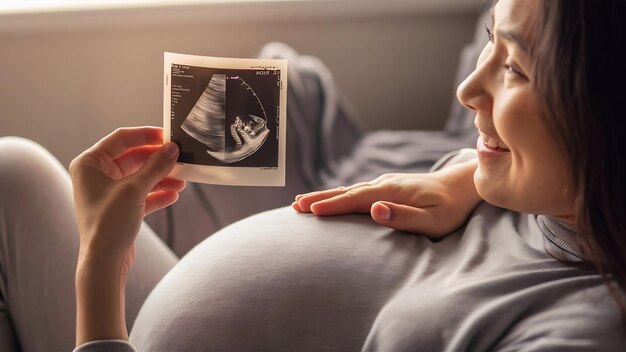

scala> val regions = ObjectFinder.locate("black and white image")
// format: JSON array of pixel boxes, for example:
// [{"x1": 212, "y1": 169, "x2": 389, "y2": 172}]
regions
[
  {"x1": 173, "y1": 67, "x2": 279, "y2": 167},
  {"x1": 164, "y1": 52, "x2": 287, "y2": 186}
]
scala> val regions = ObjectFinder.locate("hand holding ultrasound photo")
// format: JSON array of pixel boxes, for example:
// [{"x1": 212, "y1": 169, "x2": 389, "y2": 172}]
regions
[{"x1": 163, "y1": 52, "x2": 287, "y2": 186}]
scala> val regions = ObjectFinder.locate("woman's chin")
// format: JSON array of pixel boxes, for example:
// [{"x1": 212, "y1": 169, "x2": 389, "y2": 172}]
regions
[{"x1": 473, "y1": 168, "x2": 511, "y2": 210}]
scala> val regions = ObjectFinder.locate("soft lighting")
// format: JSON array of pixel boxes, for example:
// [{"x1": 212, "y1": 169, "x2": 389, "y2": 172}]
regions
[{"x1": 0, "y1": 0, "x2": 313, "y2": 14}]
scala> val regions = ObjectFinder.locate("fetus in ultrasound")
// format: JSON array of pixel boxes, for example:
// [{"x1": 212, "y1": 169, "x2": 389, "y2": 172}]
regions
[{"x1": 207, "y1": 114, "x2": 269, "y2": 163}]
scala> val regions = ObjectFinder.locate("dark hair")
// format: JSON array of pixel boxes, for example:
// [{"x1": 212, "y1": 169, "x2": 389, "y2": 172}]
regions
[{"x1": 530, "y1": 1, "x2": 626, "y2": 312}]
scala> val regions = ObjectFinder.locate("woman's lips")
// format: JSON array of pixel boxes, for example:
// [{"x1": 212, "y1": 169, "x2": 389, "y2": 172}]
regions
[
  {"x1": 477, "y1": 135, "x2": 511, "y2": 156},
  {"x1": 478, "y1": 131, "x2": 510, "y2": 150}
]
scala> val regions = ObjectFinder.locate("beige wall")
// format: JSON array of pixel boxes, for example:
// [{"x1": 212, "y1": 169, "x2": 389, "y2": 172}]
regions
[{"x1": 0, "y1": 1, "x2": 480, "y2": 167}]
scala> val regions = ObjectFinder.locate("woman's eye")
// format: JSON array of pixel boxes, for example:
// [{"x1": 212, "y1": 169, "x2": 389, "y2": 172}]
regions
[
  {"x1": 503, "y1": 64, "x2": 516, "y2": 74},
  {"x1": 502, "y1": 63, "x2": 526, "y2": 80}
]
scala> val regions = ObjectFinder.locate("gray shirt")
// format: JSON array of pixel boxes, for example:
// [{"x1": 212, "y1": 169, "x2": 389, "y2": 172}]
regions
[{"x1": 362, "y1": 206, "x2": 624, "y2": 351}]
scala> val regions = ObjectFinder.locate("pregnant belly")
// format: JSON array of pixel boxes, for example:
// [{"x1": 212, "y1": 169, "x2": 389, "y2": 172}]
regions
[{"x1": 129, "y1": 206, "x2": 424, "y2": 352}]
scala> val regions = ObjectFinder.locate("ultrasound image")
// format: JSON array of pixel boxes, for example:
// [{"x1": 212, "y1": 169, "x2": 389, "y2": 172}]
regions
[{"x1": 171, "y1": 66, "x2": 280, "y2": 167}]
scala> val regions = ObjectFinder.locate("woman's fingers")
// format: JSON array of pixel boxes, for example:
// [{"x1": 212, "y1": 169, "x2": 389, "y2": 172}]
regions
[
  {"x1": 94, "y1": 127, "x2": 164, "y2": 160},
  {"x1": 150, "y1": 177, "x2": 186, "y2": 193},
  {"x1": 128, "y1": 142, "x2": 179, "y2": 194},
  {"x1": 294, "y1": 182, "x2": 374, "y2": 212},
  {"x1": 295, "y1": 188, "x2": 350, "y2": 212},
  {"x1": 370, "y1": 201, "x2": 447, "y2": 239},
  {"x1": 307, "y1": 186, "x2": 385, "y2": 215},
  {"x1": 295, "y1": 187, "x2": 344, "y2": 202},
  {"x1": 114, "y1": 145, "x2": 161, "y2": 178},
  {"x1": 291, "y1": 201, "x2": 303, "y2": 212},
  {"x1": 145, "y1": 191, "x2": 180, "y2": 215}
]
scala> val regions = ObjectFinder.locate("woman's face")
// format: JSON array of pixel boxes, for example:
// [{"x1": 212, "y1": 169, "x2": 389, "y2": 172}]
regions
[{"x1": 456, "y1": 0, "x2": 577, "y2": 222}]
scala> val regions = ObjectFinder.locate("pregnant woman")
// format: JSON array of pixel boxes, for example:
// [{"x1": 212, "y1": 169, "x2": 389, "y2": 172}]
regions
[{"x1": 0, "y1": 0, "x2": 624, "y2": 350}]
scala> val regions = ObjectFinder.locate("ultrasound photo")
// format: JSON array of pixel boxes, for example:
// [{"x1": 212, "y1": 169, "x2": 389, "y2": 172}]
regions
[
  {"x1": 164, "y1": 52, "x2": 287, "y2": 186},
  {"x1": 171, "y1": 66, "x2": 280, "y2": 167}
]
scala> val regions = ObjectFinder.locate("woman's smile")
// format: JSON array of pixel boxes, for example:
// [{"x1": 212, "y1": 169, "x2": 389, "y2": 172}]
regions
[{"x1": 477, "y1": 130, "x2": 510, "y2": 156}]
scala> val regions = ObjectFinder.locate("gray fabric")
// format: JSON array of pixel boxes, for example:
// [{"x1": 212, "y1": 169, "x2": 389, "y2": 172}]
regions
[
  {"x1": 128, "y1": 205, "x2": 624, "y2": 351},
  {"x1": 323, "y1": 129, "x2": 478, "y2": 188},
  {"x1": 0, "y1": 137, "x2": 177, "y2": 352}
]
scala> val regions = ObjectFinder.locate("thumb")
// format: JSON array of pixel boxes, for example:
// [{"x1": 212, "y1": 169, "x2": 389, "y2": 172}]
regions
[
  {"x1": 130, "y1": 142, "x2": 179, "y2": 193},
  {"x1": 370, "y1": 201, "x2": 436, "y2": 236}
]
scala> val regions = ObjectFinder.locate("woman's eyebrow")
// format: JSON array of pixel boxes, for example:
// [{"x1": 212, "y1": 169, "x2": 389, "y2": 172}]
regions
[
  {"x1": 497, "y1": 29, "x2": 530, "y2": 54},
  {"x1": 491, "y1": 7, "x2": 530, "y2": 54}
]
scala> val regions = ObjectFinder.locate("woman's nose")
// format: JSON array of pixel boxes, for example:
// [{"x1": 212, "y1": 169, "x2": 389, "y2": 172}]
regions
[{"x1": 456, "y1": 45, "x2": 492, "y2": 113}]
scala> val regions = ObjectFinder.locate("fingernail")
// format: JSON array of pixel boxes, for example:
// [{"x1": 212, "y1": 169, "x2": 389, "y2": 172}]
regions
[
  {"x1": 375, "y1": 202, "x2": 391, "y2": 220},
  {"x1": 163, "y1": 142, "x2": 179, "y2": 160}
]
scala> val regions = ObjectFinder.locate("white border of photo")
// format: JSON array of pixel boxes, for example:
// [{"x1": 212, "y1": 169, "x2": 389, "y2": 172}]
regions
[{"x1": 163, "y1": 52, "x2": 288, "y2": 186}]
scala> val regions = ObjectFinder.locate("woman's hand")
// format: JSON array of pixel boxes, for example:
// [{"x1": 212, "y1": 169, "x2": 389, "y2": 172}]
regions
[
  {"x1": 293, "y1": 158, "x2": 481, "y2": 239},
  {"x1": 70, "y1": 126, "x2": 185, "y2": 345},
  {"x1": 70, "y1": 126, "x2": 184, "y2": 262}
]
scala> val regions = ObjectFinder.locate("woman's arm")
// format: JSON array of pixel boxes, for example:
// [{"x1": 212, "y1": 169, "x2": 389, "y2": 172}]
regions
[
  {"x1": 294, "y1": 153, "x2": 481, "y2": 239},
  {"x1": 70, "y1": 127, "x2": 185, "y2": 346},
  {"x1": 75, "y1": 251, "x2": 129, "y2": 344}
]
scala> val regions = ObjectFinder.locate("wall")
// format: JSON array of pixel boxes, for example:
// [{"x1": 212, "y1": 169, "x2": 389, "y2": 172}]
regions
[{"x1": 0, "y1": 0, "x2": 482, "y2": 167}]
